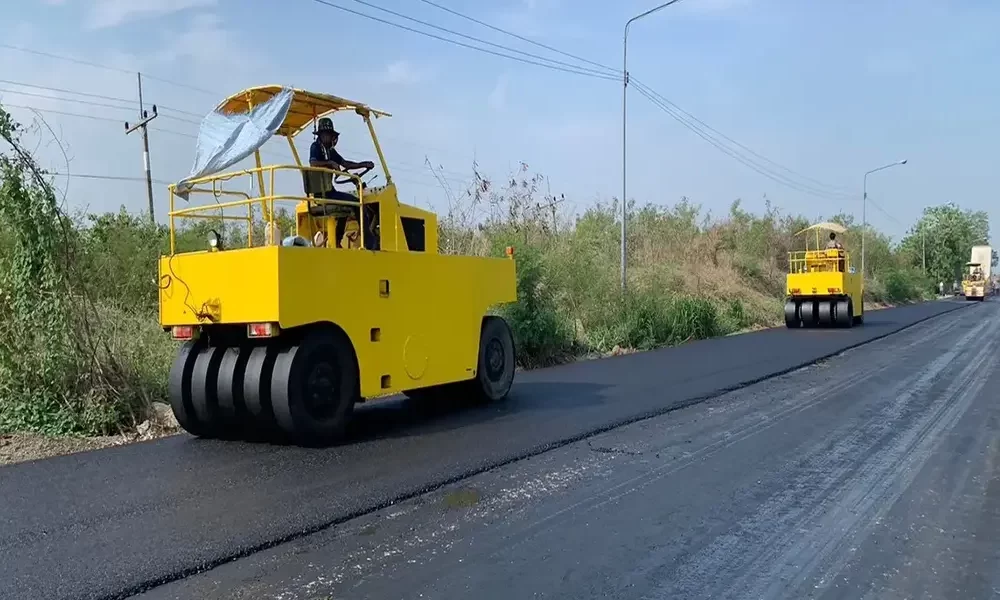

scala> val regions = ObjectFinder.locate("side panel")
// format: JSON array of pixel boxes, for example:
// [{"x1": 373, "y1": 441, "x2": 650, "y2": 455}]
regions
[
  {"x1": 843, "y1": 271, "x2": 863, "y2": 316},
  {"x1": 277, "y1": 248, "x2": 516, "y2": 398},
  {"x1": 159, "y1": 247, "x2": 281, "y2": 326}
]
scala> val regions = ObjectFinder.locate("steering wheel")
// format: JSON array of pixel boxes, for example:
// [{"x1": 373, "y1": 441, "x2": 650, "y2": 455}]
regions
[{"x1": 334, "y1": 163, "x2": 374, "y2": 186}]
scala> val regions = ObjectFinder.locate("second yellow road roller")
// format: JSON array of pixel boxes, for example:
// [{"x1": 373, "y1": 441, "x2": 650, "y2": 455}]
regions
[{"x1": 784, "y1": 222, "x2": 864, "y2": 328}]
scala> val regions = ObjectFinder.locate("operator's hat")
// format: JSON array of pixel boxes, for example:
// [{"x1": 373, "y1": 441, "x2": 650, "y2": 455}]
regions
[{"x1": 314, "y1": 117, "x2": 338, "y2": 135}]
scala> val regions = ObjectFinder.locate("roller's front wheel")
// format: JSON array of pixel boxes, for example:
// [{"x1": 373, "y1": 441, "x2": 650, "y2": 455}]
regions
[{"x1": 471, "y1": 317, "x2": 516, "y2": 402}]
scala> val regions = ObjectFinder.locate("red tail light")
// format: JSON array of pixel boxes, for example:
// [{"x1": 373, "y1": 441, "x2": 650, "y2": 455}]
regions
[
  {"x1": 248, "y1": 322, "x2": 278, "y2": 338},
  {"x1": 171, "y1": 325, "x2": 195, "y2": 341}
]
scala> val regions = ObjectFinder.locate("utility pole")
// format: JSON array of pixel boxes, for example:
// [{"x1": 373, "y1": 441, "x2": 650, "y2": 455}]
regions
[
  {"x1": 544, "y1": 177, "x2": 564, "y2": 233},
  {"x1": 622, "y1": 0, "x2": 684, "y2": 293},
  {"x1": 922, "y1": 230, "x2": 926, "y2": 272},
  {"x1": 124, "y1": 72, "x2": 158, "y2": 223}
]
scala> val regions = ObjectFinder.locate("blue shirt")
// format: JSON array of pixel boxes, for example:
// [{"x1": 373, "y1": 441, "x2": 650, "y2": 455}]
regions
[{"x1": 310, "y1": 140, "x2": 345, "y2": 167}]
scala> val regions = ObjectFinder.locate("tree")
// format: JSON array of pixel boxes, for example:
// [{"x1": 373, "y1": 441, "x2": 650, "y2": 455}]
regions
[{"x1": 899, "y1": 203, "x2": 990, "y2": 286}]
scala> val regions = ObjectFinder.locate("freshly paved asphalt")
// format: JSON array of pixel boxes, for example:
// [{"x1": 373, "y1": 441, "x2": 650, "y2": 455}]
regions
[
  {"x1": 139, "y1": 298, "x2": 1000, "y2": 600},
  {"x1": 0, "y1": 299, "x2": 975, "y2": 600}
]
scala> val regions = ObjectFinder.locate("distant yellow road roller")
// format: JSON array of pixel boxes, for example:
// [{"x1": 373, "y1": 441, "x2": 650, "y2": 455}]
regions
[
  {"x1": 158, "y1": 86, "x2": 518, "y2": 445},
  {"x1": 784, "y1": 222, "x2": 863, "y2": 328}
]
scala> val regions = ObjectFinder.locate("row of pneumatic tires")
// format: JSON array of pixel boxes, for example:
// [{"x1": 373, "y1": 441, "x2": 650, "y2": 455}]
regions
[
  {"x1": 784, "y1": 297, "x2": 861, "y2": 329},
  {"x1": 168, "y1": 316, "x2": 516, "y2": 446}
]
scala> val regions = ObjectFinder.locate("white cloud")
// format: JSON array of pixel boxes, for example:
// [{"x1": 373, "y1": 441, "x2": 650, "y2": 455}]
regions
[
  {"x1": 84, "y1": 0, "x2": 216, "y2": 30},
  {"x1": 378, "y1": 60, "x2": 431, "y2": 86},
  {"x1": 488, "y1": 75, "x2": 508, "y2": 111}
]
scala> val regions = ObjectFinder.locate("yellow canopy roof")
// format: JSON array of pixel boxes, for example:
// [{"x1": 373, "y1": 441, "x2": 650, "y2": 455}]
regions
[
  {"x1": 794, "y1": 221, "x2": 848, "y2": 236},
  {"x1": 214, "y1": 85, "x2": 391, "y2": 138}
]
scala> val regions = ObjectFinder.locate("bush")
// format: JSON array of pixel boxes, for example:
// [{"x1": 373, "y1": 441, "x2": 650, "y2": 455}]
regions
[
  {"x1": 881, "y1": 267, "x2": 931, "y2": 304},
  {"x1": 498, "y1": 246, "x2": 574, "y2": 368}
]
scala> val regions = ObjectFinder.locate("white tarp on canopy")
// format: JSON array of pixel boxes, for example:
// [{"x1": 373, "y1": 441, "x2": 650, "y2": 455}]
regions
[{"x1": 174, "y1": 86, "x2": 294, "y2": 199}]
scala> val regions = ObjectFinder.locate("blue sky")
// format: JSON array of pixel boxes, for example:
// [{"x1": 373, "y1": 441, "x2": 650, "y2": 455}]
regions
[{"x1": 2, "y1": 0, "x2": 998, "y2": 242}]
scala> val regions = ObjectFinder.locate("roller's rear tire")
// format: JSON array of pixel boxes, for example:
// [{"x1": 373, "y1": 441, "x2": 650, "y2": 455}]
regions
[
  {"x1": 168, "y1": 339, "x2": 214, "y2": 438},
  {"x1": 243, "y1": 344, "x2": 282, "y2": 438},
  {"x1": 800, "y1": 300, "x2": 816, "y2": 328},
  {"x1": 270, "y1": 330, "x2": 358, "y2": 446},
  {"x1": 835, "y1": 299, "x2": 853, "y2": 328},
  {"x1": 817, "y1": 301, "x2": 833, "y2": 327},
  {"x1": 189, "y1": 345, "x2": 229, "y2": 439},
  {"x1": 784, "y1": 300, "x2": 799, "y2": 328},
  {"x1": 216, "y1": 345, "x2": 254, "y2": 437}
]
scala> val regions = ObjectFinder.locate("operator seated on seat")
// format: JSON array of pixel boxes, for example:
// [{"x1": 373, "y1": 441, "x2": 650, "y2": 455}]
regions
[
  {"x1": 307, "y1": 117, "x2": 375, "y2": 248},
  {"x1": 826, "y1": 231, "x2": 845, "y2": 272}
]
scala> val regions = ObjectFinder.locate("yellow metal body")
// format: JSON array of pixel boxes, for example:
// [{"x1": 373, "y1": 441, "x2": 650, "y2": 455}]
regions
[
  {"x1": 962, "y1": 262, "x2": 986, "y2": 300},
  {"x1": 158, "y1": 86, "x2": 517, "y2": 399},
  {"x1": 786, "y1": 248, "x2": 863, "y2": 313}
]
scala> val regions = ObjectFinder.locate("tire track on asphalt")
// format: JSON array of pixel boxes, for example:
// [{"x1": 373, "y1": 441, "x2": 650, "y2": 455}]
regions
[
  {"x1": 654, "y1": 306, "x2": 1000, "y2": 600},
  {"x1": 439, "y1": 303, "x2": 973, "y2": 568}
]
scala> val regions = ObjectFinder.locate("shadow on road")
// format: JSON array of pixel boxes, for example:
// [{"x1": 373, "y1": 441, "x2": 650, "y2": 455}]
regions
[{"x1": 347, "y1": 381, "x2": 610, "y2": 443}]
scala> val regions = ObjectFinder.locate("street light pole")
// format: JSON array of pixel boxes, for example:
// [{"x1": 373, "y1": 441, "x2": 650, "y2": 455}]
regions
[
  {"x1": 861, "y1": 159, "x2": 907, "y2": 279},
  {"x1": 622, "y1": 0, "x2": 684, "y2": 292}
]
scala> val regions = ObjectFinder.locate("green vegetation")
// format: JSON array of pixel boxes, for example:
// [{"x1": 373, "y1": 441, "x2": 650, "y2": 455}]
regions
[{"x1": 0, "y1": 107, "x2": 983, "y2": 437}]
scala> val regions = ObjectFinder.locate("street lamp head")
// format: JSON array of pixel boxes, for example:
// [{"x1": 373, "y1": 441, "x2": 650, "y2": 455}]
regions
[{"x1": 898, "y1": 159, "x2": 908, "y2": 165}]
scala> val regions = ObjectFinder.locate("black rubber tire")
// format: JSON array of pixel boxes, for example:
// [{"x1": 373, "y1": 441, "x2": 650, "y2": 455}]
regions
[
  {"x1": 783, "y1": 300, "x2": 798, "y2": 328},
  {"x1": 800, "y1": 300, "x2": 816, "y2": 328},
  {"x1": 243, "y1": 344, "x2": 281, "y2": 435},
  {"x1": 817, "y1": 300, "x2": 833, "y2": 327},
  {"x1": 470, "y1": 317, "x2": 516, "y2": 402},
  {"x1": 167, "y1": 339, "x2": 213, "y2": 437},
  {"x1": 270, "y1": 330, "x2": 358, "y2": 446},
  {"x1": 188, "y1": 345, "x2": 228, "y2": 439},
  {"x1": 835, "y1": 299, "x2": 852, "y2": 328},
  {"x1": 216, "y1": 345, "x2": 253, "y2": 436}
]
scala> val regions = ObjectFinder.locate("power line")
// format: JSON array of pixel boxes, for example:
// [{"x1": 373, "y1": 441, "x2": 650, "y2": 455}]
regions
[
  {"x1": 308, "y1": 0, "x2": 618, "y2": 80},
  {"x1": 45, "y1": 171, "x2": 173, "y2": 185},
  {"x1": 630, "y1": 81, "x2": 851, "y2": 201},
  {"x1": 341, "y1": 0, "x2": 853, "y2": 201},
  {"x1": 2, "y1": 103, "x2": 122, "y2": 123},
  {"x1": 0, "y1": 78, "x2": 204, "y2": 120},
  {"x1": 416, "y1": 0, "x2": 620, "y2": 76},
  {"x1": 632, "y1": 80, "x2": 854, "y2": 196},
  {"x1": 0, "y1": 87, "x2": 201, "y2": 126},
  {"x1": 344, "y1": 0, "x2": 615, "y2": 77},
  {"x1": 0, "y1": 43, "x2": 218, "y2": 97},
  {"x1": 7, "y1": 102, "x2": 475, "y2": 186}
]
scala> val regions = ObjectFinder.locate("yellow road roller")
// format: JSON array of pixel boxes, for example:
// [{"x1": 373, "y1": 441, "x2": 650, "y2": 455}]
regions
[
  {"x1": 159, "y1": 86, "x2": 518, "y2": 445},
  {"x1": 784, "y1": 221, "x2": 863, "y2": 328}
]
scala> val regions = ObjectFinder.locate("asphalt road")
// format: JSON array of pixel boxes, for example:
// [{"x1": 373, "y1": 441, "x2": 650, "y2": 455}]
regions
[
  {"x1": 0, "y1": 299, "x2": 982, "y2": 600},
  {"x1": 138, "y1": 297, "x2": 1000, "y2": 600}
]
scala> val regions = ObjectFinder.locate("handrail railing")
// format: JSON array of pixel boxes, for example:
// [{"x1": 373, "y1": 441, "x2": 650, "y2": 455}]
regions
[
  {"x1": 167, "y1": 164, "x2": 369, "y2": 254},
  {"x1": 788, "y1": 249, "x2": 851, "y2": 274}
]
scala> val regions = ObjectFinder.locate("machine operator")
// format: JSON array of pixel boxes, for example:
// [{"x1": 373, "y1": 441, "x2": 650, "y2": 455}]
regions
[{"x1": 308, "y1": 117, "x2": 375, "y2": 248}]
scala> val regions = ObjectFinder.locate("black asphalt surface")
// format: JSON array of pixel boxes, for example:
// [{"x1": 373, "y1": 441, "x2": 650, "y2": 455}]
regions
[
  {"x1": 0, "y1": 299, "x2": 974, "y2": 600},
  {"x1": 139, "y1": 298, "x2": 1000, "y2": 600}
]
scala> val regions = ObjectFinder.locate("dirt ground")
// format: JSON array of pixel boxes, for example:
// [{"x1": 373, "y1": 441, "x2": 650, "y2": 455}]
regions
[{"x1": 0, "y1": 402, "x2": 180, "y2": 467}]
